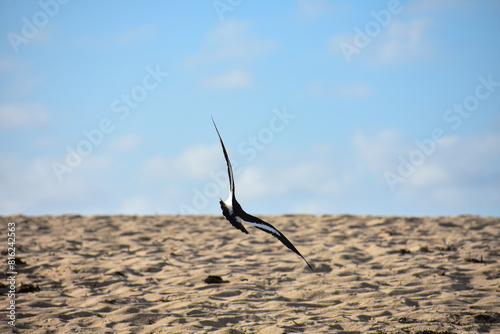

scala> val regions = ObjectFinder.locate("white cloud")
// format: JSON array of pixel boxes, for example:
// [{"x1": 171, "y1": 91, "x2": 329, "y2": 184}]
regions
[
  {"x1": 243, "y1": 130, "x2": 498, "y2": 215},
  {"x1": 141, "y1": 144, "x2": 221, "y2": 182},
  {"x1": 303, "y1": 82, "x2": 373, "y2": 98},
  {"x1": 330, "y1": 32, "x2": 354, "y2": 52},
  {"x1": 114, "y1": 25, "x2": 156, "y2": 47},
  {"x1": 76, "y1": 24, "x2": 155, "y2": 49},
  {"x1": 185, "y1": 19, "x2": 275, "y2": 90},
  {"x1": 236, "y1": 166, "x2": 273, "y2": 198},
  {"x1": 408, "y1": 163, "x2": 451, "y2": 187},
  {"x1": 237, "y1": 160, "x2": 340, "y2": 201},
  {"x1": 375, "y1": 18, "x2": 434, "y2": 65},
  {"x1": 296, "y1": 0, "x2": 349, "y2": 19},
  {"x1": 206, "y1": 19, "x2": 247, "y2": 45},
  {"x1": 354, "y1": 130, "x2": 500, "y2": 190},
  {"x1": 408, "y1": 0, "x2": 474, "y2": 13},
  {"x1": 303, "y1": 81, "x2": 324, "y2": 97},
  {"x1": 433, "y1": 133, "x2": 500, "y2": 186},
  {"x1": 0, "y1": 58, "x2": 41, "y2": 96},
  {"x1": 297, "y1": 0, "x2": 329, "y2": 18},
  {"x1": 2, "y1": 126, "x2": 498, "y2": 216},
  {"x1": 353, "y1": 129, "x2": 402, "y2": 173},
  {"x1": 0, "y1": 155, "x2": 112, "y2": 214},
  {"x1": 77, "y1": 155, "x2": 114, "y2": 173},
  {"x1": 231, "y1": 129, "x2": 500, "y2": 215},
  {"x1": 33, "y1": 136, "x2": 53, "y2": 149},
  {"x1": 377, "y1": 131, "x2": 500, "y2": 214},
  {"x1": 100, "y1": 131, "x2": 500, "y2": 215},
  {"x1": 0, "y1": 103, "x2": 49, "y2": 128},
  {"x1": 334, "y1": 83, "x2": 373, "y2": 99},
  {"x1": 120, "y1": 196, "x2": 153, "y2": 214},
  {"x1": 204, "y1": 69, "x2": 254, "y2": 89},
  {"x1": 192, "y1": 20, "x2": 276, "y2": 67},
  {"x1": 331, "y1": 18, "x2": 434, "y2": 65},
  {"x1": 108, "y1": 134, "x2": 141, "y2": 152}
]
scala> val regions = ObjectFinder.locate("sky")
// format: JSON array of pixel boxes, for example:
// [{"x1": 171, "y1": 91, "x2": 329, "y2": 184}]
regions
[{"x1": 1, "y1": 0, "x2": 499, "y2": 217}]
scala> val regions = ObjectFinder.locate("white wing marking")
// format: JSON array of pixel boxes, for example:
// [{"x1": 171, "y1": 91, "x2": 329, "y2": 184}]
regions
[{"x1": 244, "y1": 220, "x2": 281, "y2": 236}]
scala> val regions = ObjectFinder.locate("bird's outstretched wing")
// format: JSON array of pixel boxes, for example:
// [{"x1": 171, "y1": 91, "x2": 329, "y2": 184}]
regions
[
  {"x1": 212, "y1": 116, "x2": 234, "y2": 197},
  {"x1": 239, "y1": 211, "x2": 313, "y2": 270},
  {"x1": 212, "y1": 117, "x2": 248, "y2": 234}
]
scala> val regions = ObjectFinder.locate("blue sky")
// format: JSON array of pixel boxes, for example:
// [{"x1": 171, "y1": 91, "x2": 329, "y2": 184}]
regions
[{"x1": 1, "y1": 0, "x2": 499, "y2": 216}]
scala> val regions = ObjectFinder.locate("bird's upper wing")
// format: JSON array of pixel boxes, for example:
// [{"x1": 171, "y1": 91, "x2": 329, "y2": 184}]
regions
[
  {"x1": 212, "y1": 116, "x2": 235, "y2": 198},
  {"x1": 239, "y1": 211, "x2": 313, "y2": 270}
]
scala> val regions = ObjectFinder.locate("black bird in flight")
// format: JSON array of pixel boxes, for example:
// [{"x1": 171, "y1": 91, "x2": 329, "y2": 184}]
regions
[{"x1": 212, "y1": 117, "x2": 312, "y2": 270}]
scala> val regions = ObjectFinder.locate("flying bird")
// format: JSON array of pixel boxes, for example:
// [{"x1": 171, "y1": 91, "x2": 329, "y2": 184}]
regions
[{"x1": 212, "y1": 116, "x2": 313, "y2": 271}]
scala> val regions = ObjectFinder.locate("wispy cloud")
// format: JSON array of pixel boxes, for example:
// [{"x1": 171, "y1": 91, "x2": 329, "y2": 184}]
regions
[
  {"x1": 409, "y1": 133, "x2": 500, "y2": 188},
  {"x1": 2, "y1": 129, "x2": 499, "y2": 215},
  {"x1": 113, "y1": 25, "x2": 156, "y2": 47},
  {"x1": 33, "y1": 136, "x2": 53, "y2": 149},
  {"x1": 76, "y1": 24, "x2": 156, "y2": 49},
  {"x1": 398, "y1": 133, "x2": 500, "y2": 213},
  {"x1": 223, "y1": 130, "x2": 500, "y2": 215},
  {"x1": 107, "y1": 134, "x2": 141, "y2": 152},
  {"x1": 238, "y1": 161, "x2": 340, "y2": 201},
  {"x1": 408, "y1": 0, "x2": 475, "y2": 13},
  {"x1": 0, "y1": 103, "x2": 49, "y2": 128},
  {"x1": 331, "y1": 17, "x2": 434, "y2": 65},
  {"x1": 185, "y1": 19, "x2": 275, "y2": 90},
  {"x1": 0, "y1": 155, "x2": 113, "y2": 214},
  {"x1": 353, "y1": 129, "x2": 402, "y2": 173},
  {"x1": 303, "y1": 81, "x2": 373, "y2": 98},
  {"x1": 296, "y1": 0, "x2": 349, "y2": 19},
  {"x1": 302, "y1": 81, "x2": 324, "y2": 97},
  {"x1": 0, "y1": 58, "x2": 42, "y2": 96},
  {"x1": 334, "y1": 83, "x2": 374, "y2": 99},
  {"x1": 188, "y1": 20, "x2": 276, "y2": 68},
  {"x1": 140, "y1": 144, "x2": 221, "y2": 182},
  {"x1": 375, "y1": 18, "x2": 434, "y2": 65},
  {"x1": 203, "y1": 69, "x2": 254, "y2": 89},
  {"x1": 119, "y1": 195, "x2": 154, "y2": 214}
]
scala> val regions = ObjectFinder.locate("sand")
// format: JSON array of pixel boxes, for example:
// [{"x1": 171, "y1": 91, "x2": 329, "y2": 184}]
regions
[{"x1": 0, "y1": 214, "x2": 499, "y2": 333}]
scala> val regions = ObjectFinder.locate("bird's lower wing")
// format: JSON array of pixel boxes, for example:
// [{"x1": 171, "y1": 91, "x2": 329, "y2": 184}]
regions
[{"x1": 240, "y1": 213, "x2": 312, "y2": 270}]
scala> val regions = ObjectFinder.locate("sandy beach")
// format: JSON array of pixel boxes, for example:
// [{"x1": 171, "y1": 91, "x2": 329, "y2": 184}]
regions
[{"x1": 1, "y1": 214, "x2": 499, "y2": 333}]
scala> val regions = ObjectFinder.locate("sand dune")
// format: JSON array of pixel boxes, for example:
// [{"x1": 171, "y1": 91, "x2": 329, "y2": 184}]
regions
[{"x1": 1, "y1": 214, "x2": 499, "y2": 333}]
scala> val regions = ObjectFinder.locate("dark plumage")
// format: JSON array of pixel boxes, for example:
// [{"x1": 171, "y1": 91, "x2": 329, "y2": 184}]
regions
[{"x1": 212, "y1": 117, "x2": 312, "y2": 270}]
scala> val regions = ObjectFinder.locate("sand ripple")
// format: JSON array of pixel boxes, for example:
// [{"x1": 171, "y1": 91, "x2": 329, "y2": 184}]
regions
[{"x1": 1, "y1": 214, "x2": 499, "y2": 333}]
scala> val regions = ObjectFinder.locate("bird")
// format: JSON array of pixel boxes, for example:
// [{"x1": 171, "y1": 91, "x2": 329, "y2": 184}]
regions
[{"x1": 212, "y1": 116, "x2": 313, "y2": 271}]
